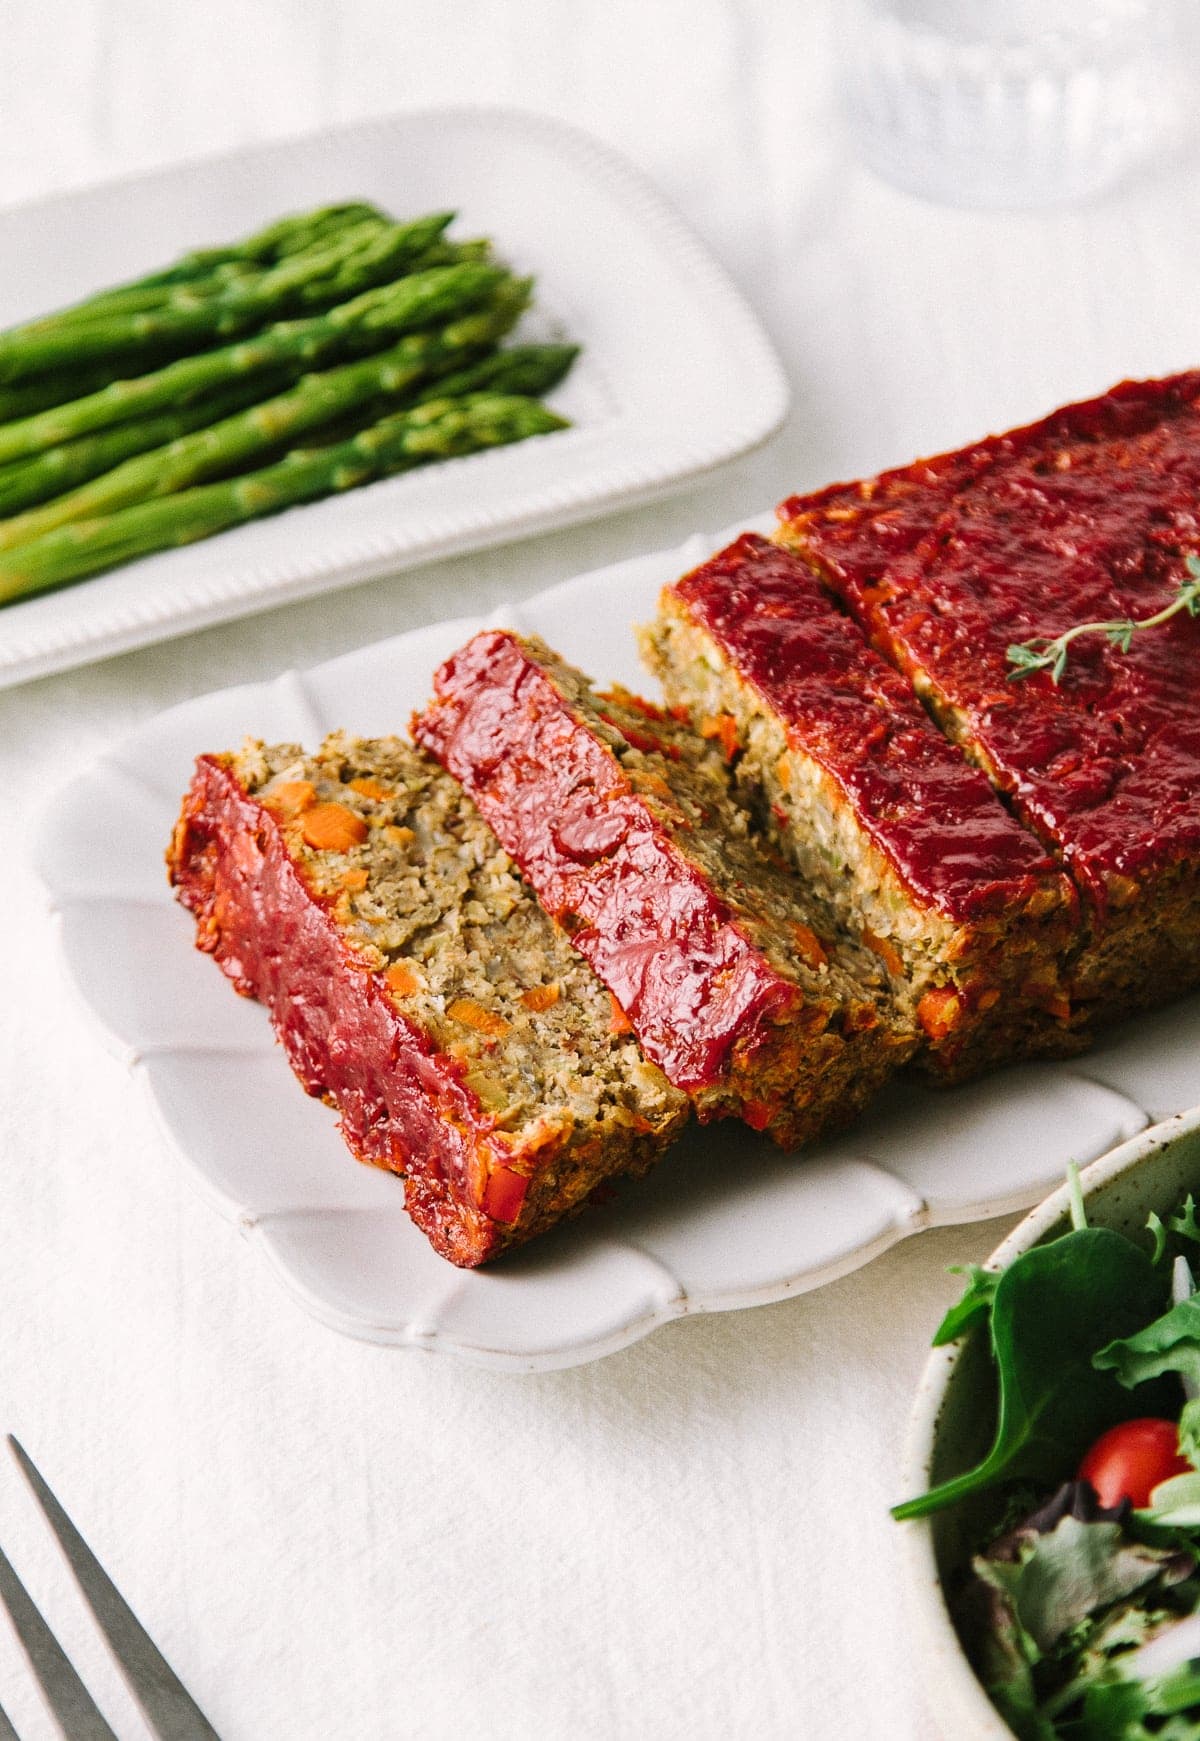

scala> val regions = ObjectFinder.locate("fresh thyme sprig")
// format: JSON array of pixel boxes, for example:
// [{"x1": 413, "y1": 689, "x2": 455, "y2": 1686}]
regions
[{"x1": 1006, "y1": 553, "x2": 1200, "y2": 683}]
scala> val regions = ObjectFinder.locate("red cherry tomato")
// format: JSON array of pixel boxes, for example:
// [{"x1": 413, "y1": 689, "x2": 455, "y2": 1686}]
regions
[{"x1": 1077, "y1": 1418, "x2": 1192, "y2": 1509}]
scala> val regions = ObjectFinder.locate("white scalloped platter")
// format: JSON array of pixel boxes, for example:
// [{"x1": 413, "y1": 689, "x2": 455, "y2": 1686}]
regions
[
  {"x1": 0, "y1": 108, "x2": 787, "y2": 690},
  {"x1": 34, "y1": 525, "x2": 1200, "y2": 1370}
]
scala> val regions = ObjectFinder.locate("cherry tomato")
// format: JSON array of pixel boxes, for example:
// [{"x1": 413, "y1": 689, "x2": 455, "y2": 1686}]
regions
[{"x1": 1077, "y1": 1418, "x2": 1192, "y2": 1509}]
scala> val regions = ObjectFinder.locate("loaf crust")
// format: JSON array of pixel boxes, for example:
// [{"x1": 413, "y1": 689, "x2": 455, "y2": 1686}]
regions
[{"x1": 776, "y1": 372, "x2": 1200, "y2": 1023}]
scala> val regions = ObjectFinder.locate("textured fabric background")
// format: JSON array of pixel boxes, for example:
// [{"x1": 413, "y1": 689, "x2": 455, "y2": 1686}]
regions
[{"x1": 0, "y1": 4, "x2": 1198, "y2": 1736}]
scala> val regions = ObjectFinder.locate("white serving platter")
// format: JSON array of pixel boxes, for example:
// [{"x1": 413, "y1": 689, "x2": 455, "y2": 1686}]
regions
[
  {"x1": 34, "y1": 524, "x2": 1200, "y2": 1371},
  {"x1": 0, "y1": 107, "x2": 788, "y2": 690}
]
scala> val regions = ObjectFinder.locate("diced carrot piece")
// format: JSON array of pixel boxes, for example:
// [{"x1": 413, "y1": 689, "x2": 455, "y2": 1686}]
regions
[
  {"x1": 792, "y1": 923, "x2": 828, "y2": 970},
  {"x1": 266, "y1": 780, "x2": 316, "y2": 818},
  {"x1": 383, "y1": 824, "x2": 415, "y2": 848},
  {"x1": 742, "y1": 1098, "x2": 775, "y2": 1132},
  {"x1": 863, "y1": 927, "x2": 905, "y2": 978},
  {"x1": 777, "y1": 754, "x2": 792, "y2": 787},
  {"x1": 301, "y1": 802, "x2": 369, "y2": 853},
  {"x1": 608, "y1": 994, "x2": 633, "y2": 1035},
  {"x1": 917, "y1": 987, "x2": 964, "y2": 1041},
  {"x1": 446, "y1": 998, "x2": 510, "y2": 1038},
  {"x1": 977, "y1": 988, "x2": 1001, "y2": 1013},
  {"x1": 521, "y1": 983, "x2": 561, "y2": 1012},
  {"x1": 340, "y1": 867, "x2": 369, "y2": 891},
  {"x1": 348, "y1": 776, "x2": 393, "y2": 801},
  {"x1": 481, "y1": 1163, "x2": 529, "y2": 1224},
  {"x1": 699, "y1": 713, "x2": 740, "y2": 763},
  {"x1": 385, "y1": 961, "x2": 422, "y2": 998}
]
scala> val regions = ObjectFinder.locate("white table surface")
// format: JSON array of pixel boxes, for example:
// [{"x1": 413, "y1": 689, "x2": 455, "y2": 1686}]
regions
[{"x1": 2, "y1": 5, "x2": 1199, "y2": 1737}]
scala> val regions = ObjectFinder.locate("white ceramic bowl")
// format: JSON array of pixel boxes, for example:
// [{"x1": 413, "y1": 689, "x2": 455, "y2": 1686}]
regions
[{"x1": 898, "y1": 1103, "x2": 1200, "y2": 1740}]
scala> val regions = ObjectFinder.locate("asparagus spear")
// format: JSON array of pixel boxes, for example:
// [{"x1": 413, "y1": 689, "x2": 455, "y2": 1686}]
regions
[
  {"x1": 0, "y1": 373, "x2": 293, "y2": 517},
  {"x1": 0, "y1": 360, "x2": 176, "y2": 424},
  {"x1": 427, "y1": 343, "x2": 579, "y2": 400},
  {"x1": 309, "y1": 346, "x2": 581, "y2": 447},
  {"x1": 0, "y1": 203, "x2": 388, "y2": 342},
  {"x1": 135, "y1": 202, "x2": 390, "y2": 284},
  {"x1": 0, "y1": 213, "x2": 458, "y2": 382},
  {"x1": 0, "y1": 262, "x2": 511, "y2": 467},
  {"x1": 0, "y1": 394, "x2": 567, "y2": 606},
  {"x1": 17, "y1": 203, "x2": 391, "y2": 330},
  {"x1": 0, "y1": 288, "x2": 530, "y2": 549},
  {"x1": 22, "y1": 223, "x2": 386, "y2": 331}
]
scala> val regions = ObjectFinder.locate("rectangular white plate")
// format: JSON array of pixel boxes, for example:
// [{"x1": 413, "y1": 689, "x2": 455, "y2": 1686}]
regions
[
  {"x1": 33, "y1": 522, "x2": 1200, "y2": 1370},
  {"x1": 0, "y1": 107, "x2": 788, "y2": 689}
]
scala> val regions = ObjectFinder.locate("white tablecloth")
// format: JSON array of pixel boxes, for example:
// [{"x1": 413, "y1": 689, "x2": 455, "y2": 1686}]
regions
[{"x1": 2, "y1": 5, "x2": 1199, "y2": 1736}]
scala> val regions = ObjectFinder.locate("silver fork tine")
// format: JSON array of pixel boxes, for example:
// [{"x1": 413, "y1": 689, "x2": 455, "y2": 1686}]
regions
[
  {"x1": 0, "y1": 1538, "x2": 117, "y2": 1741},
  {"x1": 0, "y1": 1698, "x2": 20, "y2": 1741},
  {"x1": 7, "y1": 1440, "x2": 220, "y2": 1741}
]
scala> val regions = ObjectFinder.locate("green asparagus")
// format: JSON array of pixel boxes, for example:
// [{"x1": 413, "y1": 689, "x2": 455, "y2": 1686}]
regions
[
  {"x1": 0, "y1": 290, "x2": 530, "y2": 548},
  {"x1": 0, "y1": 213, "x2": 458, "y2": 382},
  {"x1": 0, "y1": 394, "x2": 567, "y2": 606},
  {"x1": 19, "y1": 202, "x2": 390, "y2": 330},
  {"x1": 0, "y1": 373, "x2": 293, "y2": 518},
  {"x1": 306, "y1": 345, "x2": 582, "y2": 448},
  {"x1": 426, "y1": 343, "x2": 579, "y2": 400},
  {"x1": 135, "y1": 202, "x2": 390, "y2": 283},
  {"x1": 0, "y1": 262, "x2": 512, "y2": 467}
]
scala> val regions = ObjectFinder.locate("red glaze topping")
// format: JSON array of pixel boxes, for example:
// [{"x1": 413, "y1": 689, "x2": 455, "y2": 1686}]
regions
[
  {"x1": 672, "y1": 534, "x2": 1064, "y2": 922},
  {"x1": 414, "y1": 630, "x2": 806, "y2": 1095},
  {"x1": 778, "y1": 373, "x2": 1200, "y2": 904},
  {"x1": 169, "y1": 754, "x2": 530, "y2": 1268}
]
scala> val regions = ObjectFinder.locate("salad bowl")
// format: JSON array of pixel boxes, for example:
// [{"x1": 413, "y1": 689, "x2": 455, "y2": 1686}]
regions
[{"x1": 899, "y1": 1103, "x2": 1200, "y2": 1740}]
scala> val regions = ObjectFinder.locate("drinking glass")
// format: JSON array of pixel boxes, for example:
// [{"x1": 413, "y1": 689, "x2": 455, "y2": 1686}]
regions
[{"x1": 840, "y1": 0, "x2": 1190, "y2": 207}]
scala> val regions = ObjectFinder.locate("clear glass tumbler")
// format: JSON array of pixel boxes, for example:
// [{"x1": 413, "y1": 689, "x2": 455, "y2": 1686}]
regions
[{"x1": 840, "y1": 0, "x2": 1190, "y2": 208}]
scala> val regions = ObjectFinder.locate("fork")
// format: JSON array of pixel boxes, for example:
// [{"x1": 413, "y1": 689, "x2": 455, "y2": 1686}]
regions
[{"x1": 0, "y1": 1437, "x2": 219, "y2": 1740}]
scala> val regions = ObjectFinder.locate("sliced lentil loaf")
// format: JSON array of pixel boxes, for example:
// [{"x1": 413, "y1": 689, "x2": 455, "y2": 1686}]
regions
[
  {"x1": 167, "y1": 733, "x2": 688, "y2": 1268},
  {"x1": 413, "y1": 628, "x2": 912, "y2": 1147},
  {"x1": 642, "y1": 534, "x2": 1079, "y2": 1082},
  {"x1": 774, "y1": 373, "x2": 1200, "y2": 1028}
]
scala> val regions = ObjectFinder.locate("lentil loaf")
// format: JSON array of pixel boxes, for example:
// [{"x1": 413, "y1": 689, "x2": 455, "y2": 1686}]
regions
[
  {"x1": 774, "y1": 372, "x2": 1200, "y2": 1026},
  {"x1": 167, "y1": 733, "x2": 688, "y2": 1268},
  {"x1": 413, "y1": 628, "x2": 912, "y2": 1146},
  {"x1": 642, "y1": 534, "x2": 1079, "y2": 1080}
]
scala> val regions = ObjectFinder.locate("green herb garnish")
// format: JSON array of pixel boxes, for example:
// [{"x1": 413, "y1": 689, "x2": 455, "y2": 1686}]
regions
[{"x1": 1006, "y1": 555, "x2": 1200, "y2": 684}]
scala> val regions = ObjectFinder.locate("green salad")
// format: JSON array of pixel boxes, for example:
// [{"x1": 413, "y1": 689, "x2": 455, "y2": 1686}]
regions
[{"x1": 895, "y1": 1172, "x2": 1200, "y2": 1739}]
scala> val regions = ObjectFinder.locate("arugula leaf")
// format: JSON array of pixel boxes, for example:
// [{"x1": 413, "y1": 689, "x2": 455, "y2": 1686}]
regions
[
  {"x1": 1094, "y1": 1297, "x2": 1200, "y2": 1397},
  {"x1": 893, "y1": 1230, "x2": 1171, "y2": 1520},
  {"x1": 933, "y1": 1263, "x2": 1000, "y2": 1346}
]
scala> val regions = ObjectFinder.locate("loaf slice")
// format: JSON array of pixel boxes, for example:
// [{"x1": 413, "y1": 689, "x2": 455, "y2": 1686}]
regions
[
  {"x1": 167, "y1": 734, "x2": 689, "y2": 1268},
  {"x1": 642, "y1": 534, "x2": 1079, "y2": 1081},
  {"x1": 413, "y1": 629, "x2": 912, "y2": 1147},
  {"x1": 775, "y1": 372, "x2": 1200, "y2": 1026}
]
